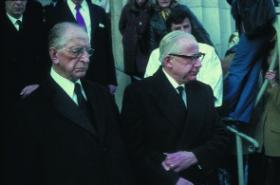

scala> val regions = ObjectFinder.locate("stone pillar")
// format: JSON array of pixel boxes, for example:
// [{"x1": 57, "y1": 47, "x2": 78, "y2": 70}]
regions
[
  {"x1": 178, "y1": 0, "x2": 234, "y2": 57},
  {"x1": 110, "y1": 0, "x2": 130, "y2": 109}
]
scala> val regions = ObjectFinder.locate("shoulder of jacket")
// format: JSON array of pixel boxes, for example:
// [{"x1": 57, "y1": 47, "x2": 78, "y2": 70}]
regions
[{"x1": 198, "y1": 42, "x2": 214, "y2": 52}]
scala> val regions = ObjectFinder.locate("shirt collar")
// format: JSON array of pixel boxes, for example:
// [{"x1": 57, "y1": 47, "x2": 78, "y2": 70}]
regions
[
  {"x1": 50, "y1": 67, "x2": 82, "y2": 98},
  {"x1": 162, "y1": 68, "x2": 185, "y2": 90},
  {"x1": 67, "y1": 0, "x2": 87, "y2": 11},
  {"x1": 6, "y1": 13, "x2": 23, "y2": 26}
]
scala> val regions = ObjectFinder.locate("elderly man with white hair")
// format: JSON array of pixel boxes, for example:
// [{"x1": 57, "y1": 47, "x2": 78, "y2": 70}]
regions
[
  {"x1": 4, "y1": 22, "x2": 135, "y2": 185},
  {"x1": 121, "y1": 31, "x2": 230, "y2": 185}
]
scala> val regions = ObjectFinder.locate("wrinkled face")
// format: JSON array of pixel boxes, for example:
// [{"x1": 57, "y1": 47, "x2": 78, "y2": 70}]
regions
[
  {"x1": 171, "y1": 18, "x2": 192, "y2": 33},
  {"x1": 5, "y1": 0, "x2": 27, "y2": 19},
  {"x1": 157, "y1": 0, "x2": 171, "y2": 8},
  {"x1": 136, "y1": 0, "x2": 147, "y2": 7},
  {"x1": 164, "y1": 39, "x2": 202, "y2": 84},
  {"x1": 51, "y1": 37, "x2": 92, "y2": 81}
]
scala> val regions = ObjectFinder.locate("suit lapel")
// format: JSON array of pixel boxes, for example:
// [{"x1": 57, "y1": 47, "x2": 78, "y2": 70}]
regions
[
  {"x1": 58, "y1": 1, "x2": 76, "y2": 23},
  {"x1": 46, "y1": 78, "x2": 98, "y2": 137},
  {"x1": 88, "y1": 3, "x2": 98, "y2": 37},
  {"x1": 179, "y1": 82, "x2": 206, "y2": 147},
  {"x1": 151, "y1": 69, "x2": 187, "y2": 128},
  {"x1": 3, "y1": 14, "x2": 18, "y2": 33},
  {"x1": 83, "y1": 81, "x2": 107, "y2": 143}
]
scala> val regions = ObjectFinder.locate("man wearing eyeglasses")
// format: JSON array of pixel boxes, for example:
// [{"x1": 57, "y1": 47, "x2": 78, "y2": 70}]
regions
[
  {"x1": 144, "y1": 6, "x2": 223, "y2": 108},
  {"x1": 2, "y1": 0, "x2": 47, "y2": 115},
  {"x1": 46, "y1": 0, "x2": 117, "y2": 94},
  {"x1": 4, "y1": 22, "x2": 135, "y2": 185},
  {"x1": 121, "y1": 30, "x2": 230, "y2": 185}
]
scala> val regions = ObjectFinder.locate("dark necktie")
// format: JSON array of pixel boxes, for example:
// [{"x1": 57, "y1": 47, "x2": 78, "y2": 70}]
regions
[
  {"x1": 177, "y1": 86, "x2": 186, "y2": 106},
  {"x1": 75, "y1": 4, "x2": 87, "y2": 31},
  {"x1": 16, "y1": 20, "x2": 22, "y2": 31},
  {"x1": 74, "y1": 83, "x2": 88, "y2": 113},
  {"x1": 74, "y1": 83, "x2": 98, "y2": 132}
]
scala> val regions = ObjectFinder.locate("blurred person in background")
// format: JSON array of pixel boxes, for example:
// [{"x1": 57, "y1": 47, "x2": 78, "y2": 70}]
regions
[
  {"x1": 149, "y1": 0, "x2": 213, "y2": 52},
  {"x1": 119, "y1": 0, "x2": 153, "y2": 80}
]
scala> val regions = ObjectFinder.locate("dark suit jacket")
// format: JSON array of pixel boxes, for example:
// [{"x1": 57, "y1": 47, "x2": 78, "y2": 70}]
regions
[
  {"x1": 47, "y1": 0, "x2": 117, "y2": 86},
  {"x1": 4, "y1": 77, "x2": 133, "y2": 185},
  {"x1": 1, "y1": 4, "x2": 48, "y2": 112},
  {"x1": 121, "y1": 69, "x2": 230, "y2": 185}
]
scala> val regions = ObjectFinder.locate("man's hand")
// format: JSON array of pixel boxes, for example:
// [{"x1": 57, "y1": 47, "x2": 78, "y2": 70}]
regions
[
  {"x1": 265, "y1": 70, "x2": 277, "y2": 87},
  {"x1": 176, "y1": 177, "x2": 193, "y2": 185},
  {"x1": 108, "y1": 84, "x2": 117, "y2": 94},
  {"x1": 20, "y1": 84, "x2": 39, "y2": 98},
  {"x1": 162, "y1": 151, "x2": 198, "y2": 172}
]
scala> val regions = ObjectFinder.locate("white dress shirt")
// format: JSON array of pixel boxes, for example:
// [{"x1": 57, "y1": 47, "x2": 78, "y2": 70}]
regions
[
  {"x1": 162, "y1": 69, "x2": 187, "y2": 106},
  {"x1": 6, "y1": 13, "x2": 23, "y2": 31},
  {"x1": 67, "y1": 0, "x2": 92, "y2": 41},
  {"x1": 50, "y1": 67, "x2": 87, "y2": 105}
]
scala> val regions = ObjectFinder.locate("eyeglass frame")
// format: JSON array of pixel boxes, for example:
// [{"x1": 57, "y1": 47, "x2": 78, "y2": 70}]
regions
[
  {"x1": 168, "y1": 52, "x2": 205, "y2": 63},
  {"x1": 61, "y1": 46, "x2": 94, "y2": 58}
]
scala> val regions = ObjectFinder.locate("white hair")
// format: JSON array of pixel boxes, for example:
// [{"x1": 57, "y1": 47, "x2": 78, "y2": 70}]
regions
[
  {"x1": 48, "y1": 22, "x2": 89, "y2": 49},
  {"x1": 159, "y1": 30, "x2": 197, "y2": 63}
]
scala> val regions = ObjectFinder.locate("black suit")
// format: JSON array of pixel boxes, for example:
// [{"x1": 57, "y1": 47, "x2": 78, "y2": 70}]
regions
[
  {"x1": 4, "y1": 77, "x2": 133, "y2": 185},
  {"x1": 1, "y1": 3, "x2": 48, "y2": 113},
  {"x1": 47, "y1": 0, "x2": 116, "y2": 86},
  {"x1": 121, "y1": 69, "x2": 230, "y2": 185}
]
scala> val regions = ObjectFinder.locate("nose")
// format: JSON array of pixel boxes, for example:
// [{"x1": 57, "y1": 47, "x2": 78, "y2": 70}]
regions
[
  {"x1": 79, "y1": 52, "x2": 90, "y2": 63},
  {"x1": 194, "y1": 59, "x2": 201, "y2": 68}
]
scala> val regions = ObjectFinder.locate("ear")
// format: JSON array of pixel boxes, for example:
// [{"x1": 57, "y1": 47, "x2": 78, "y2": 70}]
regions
[
  {"x1": 164, "y1": 56, "x2": 173, "y2": 69},
  {"x1": 49, "y1": 48, "x2": 59, "y2": 64}
]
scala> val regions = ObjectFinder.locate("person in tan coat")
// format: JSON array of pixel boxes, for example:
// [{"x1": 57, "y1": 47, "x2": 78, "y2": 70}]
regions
[{"x1": 253, "y1": 68, "x2": 280, "y2": 185}]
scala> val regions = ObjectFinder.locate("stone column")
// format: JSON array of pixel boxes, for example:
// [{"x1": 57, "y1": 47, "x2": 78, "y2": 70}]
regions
[
  {"x1": 110, "y1": 0, "x2": 130, "y2": 109},
  {"x1": 178, "y1": 0, "x2": 234, "y2": 57}
]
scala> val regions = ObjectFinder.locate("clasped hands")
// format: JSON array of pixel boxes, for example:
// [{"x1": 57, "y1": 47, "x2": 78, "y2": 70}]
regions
[{"x1": 161, "y1": 151, "x2": 198, "y2": 185}]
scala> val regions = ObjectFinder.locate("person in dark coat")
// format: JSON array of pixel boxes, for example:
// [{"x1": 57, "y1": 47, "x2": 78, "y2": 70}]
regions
[
  {"x1": 4, "y1": 22, "x2": 134, "y2": 185},
  {"x1": 121, "y1": 31, "x2": 230, "y2": 185},
  {"x1": 119, "y1": 0, "x2": 153, "y2": 79},
  {"x1": 1, "y1": 0, "x2": 47, "y2": 115},
  {"x1": 46, "y1": 0, "x2": 117, "y2": 93}
]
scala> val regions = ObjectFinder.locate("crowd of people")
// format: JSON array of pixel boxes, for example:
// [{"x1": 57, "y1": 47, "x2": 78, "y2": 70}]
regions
[{"x1": 3, "y1": 0, "x2": 279, "y2": 185}]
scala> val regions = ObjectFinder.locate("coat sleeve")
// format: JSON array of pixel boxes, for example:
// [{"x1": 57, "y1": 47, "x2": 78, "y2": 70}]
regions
[
  {"x1": 120, "y1": 85, "x2": 180, "y2": 185},
  {"x1": 4, "y1": 103, "x2": 42, "y2": 185},
  {"x1": 191, "y1": 86, "x2": 231, "y2": 172}
]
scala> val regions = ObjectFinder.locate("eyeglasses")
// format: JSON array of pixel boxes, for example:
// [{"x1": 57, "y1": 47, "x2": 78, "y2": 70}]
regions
[
  {"x1": 169, "y1": 52, "x2": 205, "y2": 62},
  {"x1": 63, "y1": 47, "x2": 94, "y2": 58}
]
